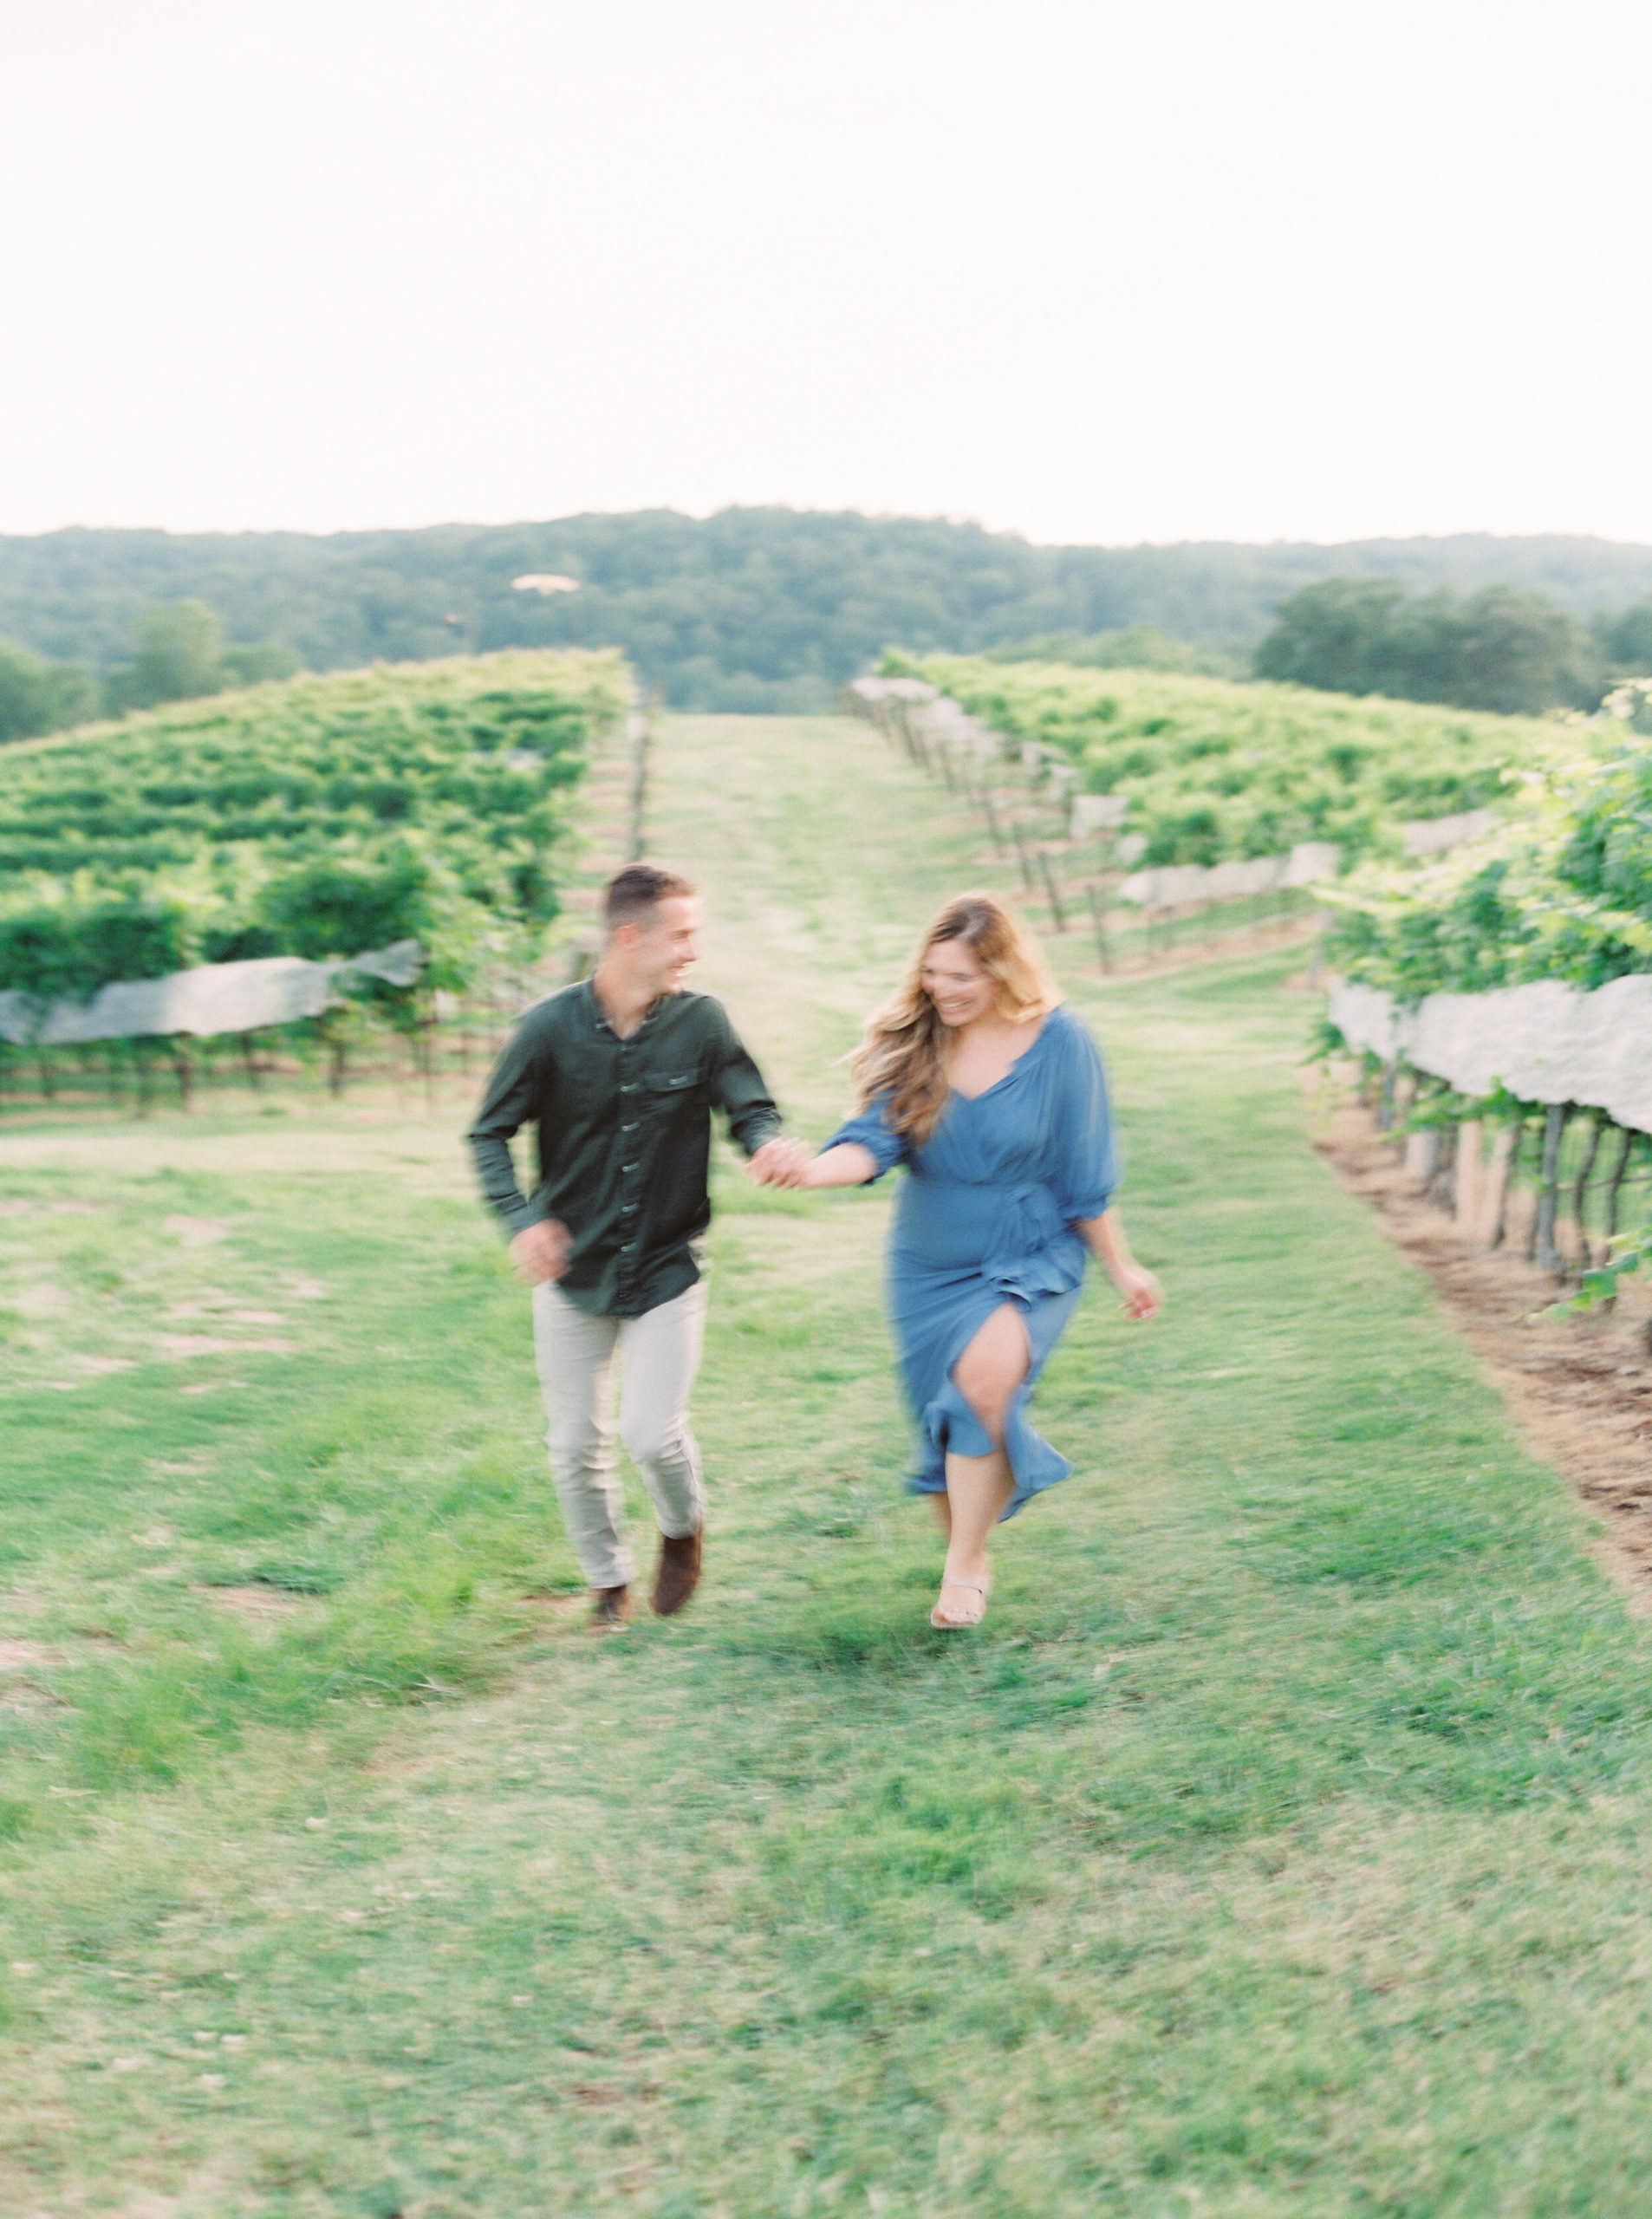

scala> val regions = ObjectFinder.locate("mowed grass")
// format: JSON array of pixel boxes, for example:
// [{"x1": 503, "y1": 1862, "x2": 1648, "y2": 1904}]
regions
[{"x1": 3, "y1": 715, "x2": 1652, "y2": 2216}]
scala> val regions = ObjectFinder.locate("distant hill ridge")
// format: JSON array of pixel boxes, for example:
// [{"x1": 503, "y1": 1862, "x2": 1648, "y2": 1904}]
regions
[{"x1": 5, "y1": 510, "x2": 1652, "y2": 713}]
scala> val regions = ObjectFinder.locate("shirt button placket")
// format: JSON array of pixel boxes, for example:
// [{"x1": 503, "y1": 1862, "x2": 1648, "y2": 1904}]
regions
[{"x1": 617, "y1": 1038, "x2": 637, "y2": 1304}]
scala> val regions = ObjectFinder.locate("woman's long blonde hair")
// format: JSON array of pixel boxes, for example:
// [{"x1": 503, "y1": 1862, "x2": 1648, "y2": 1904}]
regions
[{"x1": 851, "y1": 893, "x2": 1061, "y2": 1142}]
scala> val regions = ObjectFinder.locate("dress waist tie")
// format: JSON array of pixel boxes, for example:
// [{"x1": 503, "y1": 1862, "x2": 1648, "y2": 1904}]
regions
[{"x1": 981, "y1": 1181, "x2": 1082, "y2": 1305}]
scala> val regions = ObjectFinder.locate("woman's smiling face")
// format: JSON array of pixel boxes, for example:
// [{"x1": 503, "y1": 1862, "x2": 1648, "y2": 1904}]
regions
[{"x1": 920, "y1": 937, "x2": 997, "y2": 1028}]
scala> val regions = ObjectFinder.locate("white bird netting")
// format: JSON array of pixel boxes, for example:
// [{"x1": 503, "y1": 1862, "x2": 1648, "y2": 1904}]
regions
[
  {"x1": 1327, "y1": 975, "x2": 1652, "y2": 1135},
  {"x1": 849, "y1": 684, "x2": 1497, "y2": 906},
  {"x1": 0, "y1": 941, "x2": 426, "y2": 1048}
]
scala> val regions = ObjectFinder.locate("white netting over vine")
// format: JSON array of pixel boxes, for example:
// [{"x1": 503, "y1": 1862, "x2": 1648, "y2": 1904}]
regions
[
  {"x1": 1327, "y1": 975, "x2": 1652, "y2": 1134},
  {"x1": 0, "y1": 941, "x2": 426, "y2": 1048},
  {"x1": 1117, "y1": 843, "x2": 1342, "y2": 909},
  {"x1": 850, "y1": 683, "x2": 1502, "y2": 901}
]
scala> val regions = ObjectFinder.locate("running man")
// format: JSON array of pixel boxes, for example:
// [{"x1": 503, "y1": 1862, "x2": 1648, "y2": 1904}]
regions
[{"x1": 467, "y1": 864, "x2": 792, "y2": 1626}]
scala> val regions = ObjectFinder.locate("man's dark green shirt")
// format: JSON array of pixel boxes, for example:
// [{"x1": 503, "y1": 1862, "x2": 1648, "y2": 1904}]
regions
[{"x1": 467, "y1": 979, "x2": 782, "y2": 1319}]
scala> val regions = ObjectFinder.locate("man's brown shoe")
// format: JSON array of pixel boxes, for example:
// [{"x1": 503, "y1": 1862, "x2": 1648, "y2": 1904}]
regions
[
  {"x1": 590, "y1": 1585, "x2": 631, "y2": 1630},
  {"x1": 652, "y1": 1530, "x2": 702, "y2": 1617}
]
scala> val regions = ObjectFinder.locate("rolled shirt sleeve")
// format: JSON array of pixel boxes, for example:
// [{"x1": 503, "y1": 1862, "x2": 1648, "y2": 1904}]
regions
[
  {"x1": 713, "y1": 1009, "x2": 784, "y2": 1157},
  {"x1": 466, "y1": 1023, "x2": 548, "y2": 1237}
]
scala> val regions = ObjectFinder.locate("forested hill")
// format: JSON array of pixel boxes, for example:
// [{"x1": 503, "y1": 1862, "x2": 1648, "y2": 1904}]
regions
[{"x1": 7, "y1": 510, "x2": 1652, "y2": 713}]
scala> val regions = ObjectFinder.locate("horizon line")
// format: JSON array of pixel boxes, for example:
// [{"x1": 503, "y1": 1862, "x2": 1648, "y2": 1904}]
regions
[{"x1": 3, "y1": 508, "x2": 1652, "y2": 556}]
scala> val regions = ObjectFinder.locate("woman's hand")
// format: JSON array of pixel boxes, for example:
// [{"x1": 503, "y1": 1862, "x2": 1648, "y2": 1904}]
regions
[
  {"x1": 1077, "y1": 1207, "x2": 1162, "y2": 1320},
  {"x1": 749, "y1": 1139, "x2": 879, "y2": 1190},
  {"x1": 1107, "y1": 1260, "x2": 1163, "y2": 1321}
]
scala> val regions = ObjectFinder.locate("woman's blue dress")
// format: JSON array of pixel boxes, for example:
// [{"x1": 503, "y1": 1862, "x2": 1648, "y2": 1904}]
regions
[{"x1": 823, "y1": 1002, "x2": 1117, "y2": 1518}]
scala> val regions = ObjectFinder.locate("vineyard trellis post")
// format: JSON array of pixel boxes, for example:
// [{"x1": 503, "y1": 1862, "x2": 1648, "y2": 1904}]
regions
[
  {"x1": 977, "y1": 778, "x2": 1007, "y2": 854},
  {"x1": 626, "y1": 692, "x2": 654, "y2": 863},
  {"x1": 1531, "y1": 1103, "x2": 1569, "y2": 1274},
  {"x1": 1483, "y1": 1118, "x2": 1521, "y2": 1249},
  {"x1": 1376, "y1": 1060, "x2": 1398, "y2": 1132},
  {"x1": 1037, "y1": 849, "x2": 1068, "y2": 932},
  {"x1": 1603, "y1": 1127, "x2": 1636, "y2": 1249},
  {"x1": 1569, "y1": 1116, "x2": 1604, "y2": 1269},
  {"x1": 1086, "y1": 884, "x2": 1112, "y2": 973},
  {"x1": 1454, "y1": 1118, "x2": 1484, "y2": 1233}
]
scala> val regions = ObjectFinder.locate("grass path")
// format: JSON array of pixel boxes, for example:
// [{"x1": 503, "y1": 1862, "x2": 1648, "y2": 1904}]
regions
[{"x1": 3, "y1": 715, "x2": 1652, "y2": 2216}]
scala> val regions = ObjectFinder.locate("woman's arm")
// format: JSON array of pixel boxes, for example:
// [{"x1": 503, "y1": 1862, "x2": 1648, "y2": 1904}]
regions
[
  {"x1": 749, "y1": 1140, "x2": 878, "y2": 1190},
  {"x1": 1078, "y1": 1207, "x2": 1163, "y2": 1320}
]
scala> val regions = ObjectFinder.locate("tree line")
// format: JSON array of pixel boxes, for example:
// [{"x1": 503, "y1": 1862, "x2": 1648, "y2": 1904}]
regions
[
  {"x1": 0, "y1": 600, "x2": 296, "y2": 744},
  {"x1": 1252, "y1": 579, "x2": 1652, "y2": 717},
  {"x1": 4, "y1": 510, "x2": 1652, "y2": 737}
]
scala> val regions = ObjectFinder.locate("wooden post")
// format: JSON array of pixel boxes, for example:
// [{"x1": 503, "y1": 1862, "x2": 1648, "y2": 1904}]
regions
[
  {"x1": 1567, "y1": 1114, "x2": 1603, "y2": 1269},
  {"x1": 1376, "y1": 1061, "x2": 1398, "y2": 1132},
  {"x1": 325, "y1": 1019, "x2": 348, "y2": 1098},
  {"x1": 1086, "y1": 884, "x2": 1112, "y2": 973},
  {"x1": 1531, "y1": 1103, "x2": 1568, "y2": 1273},
  {"x1": 1390, "y1": 1072, "x2": 1416, "y2": 1146},
  {"x1": 1603, "y1": 1123, "x2": 1636, "y2": 1246},
  {"x1": 1480, "y1": 1120, "x2": 1520, "y2": 1247},
  {"x1": 1454, "y1": 1118, "x2": 1484, "y2": 1233},
  {"x1": 1037, "y1": 849, "x2": 1068, "y2": 932},
  {"x1": 626, "y1": 696, "x2": 652, "y2": 863},
  {"x1": 1602, "y1": 1123, "x2": 1636, "y2": 1310},
  {"x1": 1404, "y1": 1128, "x2": 1439, "y2": 1183}
]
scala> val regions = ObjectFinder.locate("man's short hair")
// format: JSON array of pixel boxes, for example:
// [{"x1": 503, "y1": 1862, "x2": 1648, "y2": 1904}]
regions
[{"x1": 602, "y1": 862, "x2": 698, "y2": 934}]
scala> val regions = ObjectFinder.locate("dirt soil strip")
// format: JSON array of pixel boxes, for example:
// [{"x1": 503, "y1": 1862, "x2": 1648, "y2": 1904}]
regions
[{"x1": 1317, "y1": 1101, "x2": 1652, "y2": 1607}]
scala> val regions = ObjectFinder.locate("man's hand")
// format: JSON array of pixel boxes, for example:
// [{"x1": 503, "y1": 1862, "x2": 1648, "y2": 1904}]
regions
[
  {"x1": 747, "y1": 1136, "x2": 814, "y2": 1188},
  {"x1": 1107, "y1": 1261, "x2": 1164, "y2": 1321},
  {"x1": 510, "y1": 1218, "x2": 572, "y2": 1285}
]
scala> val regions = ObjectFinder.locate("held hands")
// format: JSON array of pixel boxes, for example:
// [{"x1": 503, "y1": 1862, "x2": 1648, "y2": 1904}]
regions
[
  {"x1": 1107, "y1": 1260, "x2": 1164, "y2": 1321},
  {"x1": 747, "y1": 1136, "x2": 815, "y2": 1189},
  {"x1": 509, "y1": 1217, "x2": 573, "y2": 1285}
]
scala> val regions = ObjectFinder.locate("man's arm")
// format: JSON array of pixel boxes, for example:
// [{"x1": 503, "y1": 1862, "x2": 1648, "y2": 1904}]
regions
[
  {"x1": 468, "y1": 1024, "x2": 574, "y2": 1284},
  {"x1": 712, "y1": 1008, "x2": 784, "y2": 1157},
  {"x1": 467, "y1": 1024, "x2": 549, "y2": 1237}
]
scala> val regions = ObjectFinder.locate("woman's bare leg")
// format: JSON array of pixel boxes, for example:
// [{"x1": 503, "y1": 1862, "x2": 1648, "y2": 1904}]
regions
[{"x1": 933, "y1": 1305, "x2": 1030, "y2": 1624}]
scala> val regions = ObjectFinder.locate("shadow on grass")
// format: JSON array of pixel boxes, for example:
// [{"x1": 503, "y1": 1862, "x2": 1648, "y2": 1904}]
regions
[{"x1": 706, "y1": 1543, "x2": 1109, "y2": 1675}]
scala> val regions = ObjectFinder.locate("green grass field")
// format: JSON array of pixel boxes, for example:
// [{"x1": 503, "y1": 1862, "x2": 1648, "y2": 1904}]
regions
[{"x1": 3, "y1": 713, "x2": 1652, "y2": 2217}]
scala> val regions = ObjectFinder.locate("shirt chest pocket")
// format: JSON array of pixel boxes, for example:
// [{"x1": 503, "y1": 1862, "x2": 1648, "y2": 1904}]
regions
[{"x1": 644, "y1": 1069, "x2": 704, "y2": 1116}]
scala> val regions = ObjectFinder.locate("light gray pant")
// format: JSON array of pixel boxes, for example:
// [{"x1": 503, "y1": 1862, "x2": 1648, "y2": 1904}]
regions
[{"x1": 530, "y1": 1278, "x2": 708, "y2": 1590}]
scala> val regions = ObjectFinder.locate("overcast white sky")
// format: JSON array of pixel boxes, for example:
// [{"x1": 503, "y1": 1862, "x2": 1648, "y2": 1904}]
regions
[{"x1": 4, "y1": 0, "x2": 1650, "y2": 546}]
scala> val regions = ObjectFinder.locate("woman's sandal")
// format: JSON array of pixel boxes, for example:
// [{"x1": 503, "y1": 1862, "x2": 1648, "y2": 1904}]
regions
[{"x1": 930, "y1": 1578, "x2": 990, "y2": 1630}]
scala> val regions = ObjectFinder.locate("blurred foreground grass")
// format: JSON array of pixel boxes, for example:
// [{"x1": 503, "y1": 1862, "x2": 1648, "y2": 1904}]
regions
[{"x1": 3, "y1": 716, "x2": 1652, "y2": 2216}]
